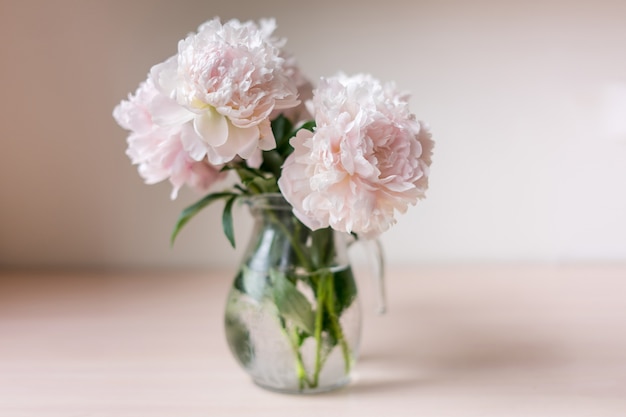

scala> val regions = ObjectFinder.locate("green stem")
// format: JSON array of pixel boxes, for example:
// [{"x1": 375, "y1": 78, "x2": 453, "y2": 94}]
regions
[
  {"x1": 279, "y1": 321, "x2": 311, "y2": 391},
  {"x1": 291, "y1": 329, "x2": 310, "y2": 390},
  {"x1": 311, "y1": 272, "x2": 328, "y2": 388},
  {"x1": 325, "y1": 275, "x2": 352, "y2": 374},
  {"x1": 263, "y1": 207, "x2": 313, "y2": 272},
  {"x1": 231, "y1": 167, "x2": 311, "y2": 270}
]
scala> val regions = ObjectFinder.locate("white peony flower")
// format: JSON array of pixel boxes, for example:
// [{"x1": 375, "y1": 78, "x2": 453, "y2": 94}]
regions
[{"x1": 150, "y1": 18, "x2": 299, "y2": 165}]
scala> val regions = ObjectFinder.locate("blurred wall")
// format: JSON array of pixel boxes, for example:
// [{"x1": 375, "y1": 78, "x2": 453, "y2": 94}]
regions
[{"x1": 1, "y1": 0, "x2": 625, "y2": 269}]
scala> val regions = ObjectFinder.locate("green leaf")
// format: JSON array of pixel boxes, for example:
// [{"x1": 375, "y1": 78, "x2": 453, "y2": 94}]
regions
[
  {"x1": 235, "y1": 165, "x2": 262, "y2": 185},
  {"x1": 270, "y1": 269, "x2": 315, "y2": 335},
  {"x1": 235, "y1": 265, "x2": 268, "y2": 301},
  {"x1": 170, "y1": 191, "x2": 238, "y2": 246},
  {"x1": 222, "y1": 195, "x2": 238, "y2": 248},
  {"x1": 331, "y1": 266, "x2": 358, "y2": 316},
  {"x1": 234, "y1": 166, "x2": 278, "y2": 194},
  {"x1": 249, "y1": 175, "x2": 279, "y2": 194},
  {"x1": 271, "y1": 114, "x2": 294, "y2": 150},
  {"x1": 260, "y1": 149, "x2": 284, "y2": 178},
  {"x1": 310, "y1": 227, "x2": 334, "y2": 269},
  {"x1": 224, "y1": 305, "x2": 254, "y2": 367}
]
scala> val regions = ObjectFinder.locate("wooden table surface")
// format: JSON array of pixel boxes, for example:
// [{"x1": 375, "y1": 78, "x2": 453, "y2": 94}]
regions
[{"x1": 1, "y1": 264, "x2": 625, "y2": 416}]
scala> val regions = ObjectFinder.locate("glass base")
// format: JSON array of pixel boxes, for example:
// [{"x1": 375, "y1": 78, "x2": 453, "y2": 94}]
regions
[{"x1": 253, "y1": 376, "x2": 351, "y2": 395}]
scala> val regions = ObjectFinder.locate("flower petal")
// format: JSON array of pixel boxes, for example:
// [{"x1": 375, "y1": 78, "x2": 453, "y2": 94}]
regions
[
  {"x1": 180, "y1": 124, "x2": 209, "y2": 161},
  {"x1": 216, "y1": 123, "x2": 259, "y2": 160},
  {"x1": 193, "y1": 109, "x2": 229, "y2": 147}
]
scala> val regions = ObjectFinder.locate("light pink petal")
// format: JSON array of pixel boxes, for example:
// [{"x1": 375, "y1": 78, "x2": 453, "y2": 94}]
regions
[
  {"x1": 215, "y1": 124, "x2": 259, "y2": 160},
  {"x1": 149, "y1": 94, "x2": 194, "y2": 127},
  {"x1": 180, "y1": 124, "x2": 209, "y2": 161},
  {"x1": 246, "y1": 149, "x2": 263, "y2": 168},
  {"x1": 257, "y1": 119, "x2": 276, "y2": 151},
  {"x1": 193, "y1": 110, "x2": 229, "y2": 147},
  {"x1": 149, "y1": 56, "x2": 178, "y2": 96}
]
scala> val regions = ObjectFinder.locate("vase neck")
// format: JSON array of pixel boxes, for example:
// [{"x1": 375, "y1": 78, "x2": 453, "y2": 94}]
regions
[{"x1": 246, "y1": 193, "x2": 291, "y2": 213}]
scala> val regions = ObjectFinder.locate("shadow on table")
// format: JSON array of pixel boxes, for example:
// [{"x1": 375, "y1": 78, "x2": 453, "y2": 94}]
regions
[{"x1": 327, "y1": 298, "x2": 567, "y2": 396}]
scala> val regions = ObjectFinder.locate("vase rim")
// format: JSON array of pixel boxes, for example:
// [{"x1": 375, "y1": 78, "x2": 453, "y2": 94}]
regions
[{"x1": 244, "y1": 193, "x2": 292, "y2": 211}]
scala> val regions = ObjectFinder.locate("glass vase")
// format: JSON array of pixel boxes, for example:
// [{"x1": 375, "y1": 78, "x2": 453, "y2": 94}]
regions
[{"x1": 224, "y1": 194, "x2": 384, "y2": 394}]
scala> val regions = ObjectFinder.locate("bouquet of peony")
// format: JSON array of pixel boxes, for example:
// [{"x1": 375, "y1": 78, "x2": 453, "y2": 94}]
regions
[{"x1": 113, "y1": 17, "x2": 433, "y2": 392}]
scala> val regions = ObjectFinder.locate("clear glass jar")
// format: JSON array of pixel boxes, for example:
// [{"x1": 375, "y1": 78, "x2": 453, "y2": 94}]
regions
[{"x1": 224, "y1": 194, "x2": 383, "y2": 393}]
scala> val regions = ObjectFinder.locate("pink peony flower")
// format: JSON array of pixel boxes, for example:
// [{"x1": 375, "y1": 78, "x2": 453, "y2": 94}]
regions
[
  {"x1": 278, "y1": 73, "x2": 434, "y2": 238},
  {"x1": 113, "y1": 78, "x2": 226, "y2": 199},
  {"x1": 150, "y1": 18, "x2": 299, "y2": 165}
]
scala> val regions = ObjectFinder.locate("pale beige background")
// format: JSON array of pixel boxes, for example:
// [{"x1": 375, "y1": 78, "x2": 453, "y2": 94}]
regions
[{"x1": 2, "y1": 0, "x2": 626, "y2": 269}]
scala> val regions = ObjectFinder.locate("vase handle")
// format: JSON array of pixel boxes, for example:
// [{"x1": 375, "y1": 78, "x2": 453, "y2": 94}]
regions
[
  {"x1": 349, "y1": 237, "x2": 386, "y2": 315},
  {"x1": 367, "y1": 238, "x2": 386, "y2": 314}
]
